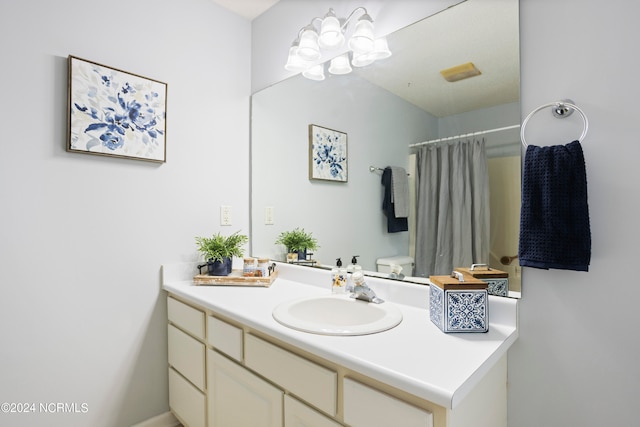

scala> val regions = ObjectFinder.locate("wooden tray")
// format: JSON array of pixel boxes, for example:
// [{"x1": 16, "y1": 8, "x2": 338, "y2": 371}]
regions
[{"x1": 193, "y1": 270, "x2": 278, "y2": 287}]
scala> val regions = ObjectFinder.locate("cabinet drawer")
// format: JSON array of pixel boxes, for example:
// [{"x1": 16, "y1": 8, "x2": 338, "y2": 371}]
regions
[
  {"x1": 344, "y1": 378, "x2": 433, "y2": 427},
  {"x1": 168, "y1": 324, "x2": 205, "y2": 391},
  {"x1": 245, "y1": 334, "x2": 337, "y2": 416},
  {"x1": 207, "y1": 315, "x2": 243, "y2": 362},
  {"x1": 168, "y1": 296, "x2": 205, "y2": 339},
  {"x1": 284, "y1": 395, "x2": 342, "y2": 427},
  {"x1": 169, "y1": 367, "x2": 205, "y2": 427}
]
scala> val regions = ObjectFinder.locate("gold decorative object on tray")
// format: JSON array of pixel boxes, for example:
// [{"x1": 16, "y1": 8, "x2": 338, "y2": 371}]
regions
[{"x1": 193, "y1": 270, "x2": 278, "y2": 287}]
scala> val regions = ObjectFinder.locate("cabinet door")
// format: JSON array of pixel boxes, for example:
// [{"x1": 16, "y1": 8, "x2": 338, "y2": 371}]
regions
[
  {"x1": 284, "y1": 395, "x2": 342, "y2": 427},
  {"x1": 208, "y1": 348, "x2": 283, "y2": 427}
]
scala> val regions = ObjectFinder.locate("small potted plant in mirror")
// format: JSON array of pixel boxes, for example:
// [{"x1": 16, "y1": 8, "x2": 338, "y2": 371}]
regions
[
  {"x1": 196, "y1": 231, "x2": 249, "y2": 276},
  {"x1": 274, "y1": 227, "x2": 319, "y2": 262}
]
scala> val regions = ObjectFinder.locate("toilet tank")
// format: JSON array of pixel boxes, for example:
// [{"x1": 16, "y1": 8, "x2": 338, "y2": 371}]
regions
[{"x1": 376, "y1": 256, "x2": 414, "y2": 276}]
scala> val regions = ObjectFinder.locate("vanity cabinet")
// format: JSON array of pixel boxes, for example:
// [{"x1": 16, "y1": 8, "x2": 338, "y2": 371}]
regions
[{"x1": 165, "y1": 292, "x2": 508, "y2": 427}]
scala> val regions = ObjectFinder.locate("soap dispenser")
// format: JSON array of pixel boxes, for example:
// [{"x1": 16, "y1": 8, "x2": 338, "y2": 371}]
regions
[
  {"x1": 347, "y1": 255, "x2": 361, "y2": 273},
  {"x1": 331, "y1": 258, "x2": 347, "y2": 294}
]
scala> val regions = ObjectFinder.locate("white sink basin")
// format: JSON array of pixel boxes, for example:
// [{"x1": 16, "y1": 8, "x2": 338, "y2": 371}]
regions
[{"x1": 272, "y1": 294, "x2": 403, "y2": 336}]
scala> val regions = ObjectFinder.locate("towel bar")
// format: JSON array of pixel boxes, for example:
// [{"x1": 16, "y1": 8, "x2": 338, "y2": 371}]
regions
[{"x1": 369, "y1": 166, "x2": 409, "y2": 176}]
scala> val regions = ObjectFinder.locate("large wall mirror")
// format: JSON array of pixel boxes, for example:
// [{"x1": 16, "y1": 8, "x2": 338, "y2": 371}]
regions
[{"x1": 251, "y1": 0, "x2": 522, "y2": 297}]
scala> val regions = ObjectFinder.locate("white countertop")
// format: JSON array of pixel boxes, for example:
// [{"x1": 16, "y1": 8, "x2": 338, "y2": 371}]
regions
[{"x1": 162, "y1": 262, "x2": 518, "y2": 409}]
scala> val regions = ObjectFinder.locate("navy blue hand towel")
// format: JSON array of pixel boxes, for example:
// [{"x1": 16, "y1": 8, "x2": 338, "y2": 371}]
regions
[
  {"x1": 382, "y1": 167, "x2": 408, "y2": 233},
  {"x1": 519, "y1": 140, "x2": 591, "y2": 271}
]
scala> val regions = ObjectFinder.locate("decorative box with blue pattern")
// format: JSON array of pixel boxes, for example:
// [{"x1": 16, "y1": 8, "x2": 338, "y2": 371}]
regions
[
  {"x1": 455, "y1": 264, "x2": 509, "y2": 297},
  {"x1": 429, "y1": 272, "x2": 489, "y2": 333}
]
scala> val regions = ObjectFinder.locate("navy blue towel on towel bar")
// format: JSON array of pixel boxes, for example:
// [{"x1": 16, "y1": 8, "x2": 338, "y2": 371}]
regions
[
  {"x1": 518, "y1": 140, "x2": 591, "y2": 271},
  {"x1": 382, "y1": 167, "x2": 408, "y2": 233}
]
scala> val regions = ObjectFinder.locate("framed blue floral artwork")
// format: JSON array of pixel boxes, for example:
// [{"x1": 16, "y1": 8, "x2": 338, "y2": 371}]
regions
[
  {"x1": 67, "y1": 55, "x2": 167, "y2": 163},
  {"x1": 309, "y1": 124, "x2": 347, "y2": 182}
]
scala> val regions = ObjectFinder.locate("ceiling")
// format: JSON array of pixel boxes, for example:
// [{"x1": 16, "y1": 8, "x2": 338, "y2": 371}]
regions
[{"x1": 209, "y1": 0, "x2": 280, "y2": 20}]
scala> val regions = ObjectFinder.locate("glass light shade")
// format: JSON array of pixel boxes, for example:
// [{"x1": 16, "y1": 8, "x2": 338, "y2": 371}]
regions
[
  {"x1": 319, "y1": 15, "x2": 344, "y2": 49},
  {"x1": 351, "y1": 51, "x2": 375, "y2": 67},
  {"x1": 284, "y1": 44, "x2": 311, "y2": 72},
  {"x1": 328, "y1": 53, "x2": 352, "y2": 75},
  {"x1": 369, "y1": 37, "x2": 392, "y2": 60},
  {"x1": 348, "y1": 15, "x2": 375, "y2": 54},
  {"x1": 302, "y1": 64, "x2": 325, "y2": 81},
  {"x1": 297, "y1": 27, "x2": 321, "y2": 61}
]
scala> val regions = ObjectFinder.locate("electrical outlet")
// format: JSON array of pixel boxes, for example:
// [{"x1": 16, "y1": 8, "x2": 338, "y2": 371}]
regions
[
  {"x1": 220, "y1": 205, "x2": 232, "y2": 226},
  {"x1": 265, "y1": 206, "x2": 274, "y2": 225}
]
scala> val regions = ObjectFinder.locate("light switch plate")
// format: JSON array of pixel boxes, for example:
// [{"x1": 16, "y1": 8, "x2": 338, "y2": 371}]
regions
[
  {"x1": 265, "y1": 206, "x2": 274, "y2": 225},
  {"x1": 220, "y1": 206, "x2": 232, "y2": 226}
]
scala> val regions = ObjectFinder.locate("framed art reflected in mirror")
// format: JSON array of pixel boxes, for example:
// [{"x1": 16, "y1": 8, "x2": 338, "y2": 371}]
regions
[{"x1": 309, "y1": 124, "x2": 347, "y2": 182}]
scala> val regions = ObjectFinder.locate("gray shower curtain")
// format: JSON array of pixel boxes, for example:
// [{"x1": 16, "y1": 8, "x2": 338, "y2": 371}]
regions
[{"x1": 414, "y1": 138, "x2": 490, "y2": 277}]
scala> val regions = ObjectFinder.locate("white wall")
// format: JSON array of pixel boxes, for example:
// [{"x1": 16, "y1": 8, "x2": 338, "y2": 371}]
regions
[
  {"x1": 253, "y1": 0, "x2": 640, "y2": 426},
  {"x1": 0, "y1": 0, "x2": 250, "y2": 426},
  {"x1": 511, "y1": 1, "x2": 640, "y2": 425}
]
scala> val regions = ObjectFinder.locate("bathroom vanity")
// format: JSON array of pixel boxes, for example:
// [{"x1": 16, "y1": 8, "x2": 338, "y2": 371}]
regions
[{"x1": 162, "y1": 262, "x2": 518, "y2": 427}]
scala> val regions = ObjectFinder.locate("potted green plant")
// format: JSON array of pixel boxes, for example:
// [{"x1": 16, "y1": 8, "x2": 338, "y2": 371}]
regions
[
  {"x1": 196, "y1": 231, "x2": 249, "y2": 276},
  {"x1": 274, "y1": 227, "x2": 319, "y2": 261}
]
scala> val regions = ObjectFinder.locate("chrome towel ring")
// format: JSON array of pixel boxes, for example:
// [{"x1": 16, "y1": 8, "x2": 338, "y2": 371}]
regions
[{"x1": 521, "y1": 100, "x2": 589, "y2": 147}]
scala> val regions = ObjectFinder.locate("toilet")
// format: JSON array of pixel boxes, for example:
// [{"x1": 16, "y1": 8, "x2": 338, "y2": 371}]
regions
[{"x1": 376, "y1": 256, "x2": 414, "y2": 276}]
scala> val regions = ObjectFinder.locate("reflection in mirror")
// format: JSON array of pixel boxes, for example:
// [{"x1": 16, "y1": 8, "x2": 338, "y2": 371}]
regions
[{"x1": 251, "y1": 0, "x2": 521, "y2": 297}]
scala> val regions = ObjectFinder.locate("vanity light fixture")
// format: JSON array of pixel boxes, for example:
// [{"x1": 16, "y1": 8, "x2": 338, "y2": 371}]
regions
[
  {"x1": 328, "y1": 53, "x2": 352, "y2": 75},
  {"x1": 318, "y1": 9, "x2": 344, "y2": 49},
  {"x1": 285, "y1": 7, "x2": 391, "y2": 79},
  {"x1": 302, "y1": 64, "x2": 326, "y2": 81},
  {"x1": 297, "y1": 25, "x2": 321, "y2": 61},
  {"x1": 440, "y1": 62, "x2": 482, "y2": 82}
]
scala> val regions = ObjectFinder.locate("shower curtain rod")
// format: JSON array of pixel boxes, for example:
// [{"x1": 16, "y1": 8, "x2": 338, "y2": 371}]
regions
[{"x1": 408, "y1": 124, "x2": 521, "y2": 148}]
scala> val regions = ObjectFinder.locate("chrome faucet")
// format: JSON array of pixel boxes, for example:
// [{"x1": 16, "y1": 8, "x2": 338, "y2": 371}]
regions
[{"x1": 350, "y1": 271, "x2": 384, "y2": 304}]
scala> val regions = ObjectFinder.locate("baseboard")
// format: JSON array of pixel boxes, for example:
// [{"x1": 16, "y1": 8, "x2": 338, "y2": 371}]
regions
[{"x1": 131, "y1": 411, "x2": 181, "y2": 427}]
